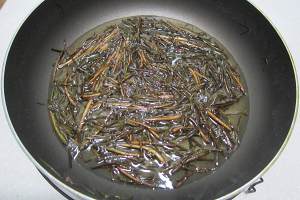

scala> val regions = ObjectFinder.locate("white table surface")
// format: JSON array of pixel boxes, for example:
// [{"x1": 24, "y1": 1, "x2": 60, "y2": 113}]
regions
[{"x1": 0, "y1": 0, "x2": 299, "y2": 199}]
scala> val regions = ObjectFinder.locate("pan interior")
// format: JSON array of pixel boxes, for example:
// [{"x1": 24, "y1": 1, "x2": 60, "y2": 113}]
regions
[{"x1": 48, "y1": 15, "x2": 249, "y2": 189}]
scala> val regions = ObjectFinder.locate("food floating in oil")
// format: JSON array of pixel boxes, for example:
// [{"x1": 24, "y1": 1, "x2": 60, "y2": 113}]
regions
[{"x1": 48, "y1": 16, "x2": 249, "y2": 189}]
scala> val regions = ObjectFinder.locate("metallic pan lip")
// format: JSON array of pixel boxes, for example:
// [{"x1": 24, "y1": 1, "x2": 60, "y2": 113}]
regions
[
  {"x1": 218, "y1": 1, "x2": 299, "y2": 199},
  {"x1": 0, "y1": 1, "x2": 94, "y2": 199},
  {"x1": 1, "y1": 0, "x2": 298, "y2": 199}
]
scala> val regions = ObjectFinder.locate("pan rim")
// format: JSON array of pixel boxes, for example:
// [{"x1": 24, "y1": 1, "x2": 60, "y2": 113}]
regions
[
  {"x1": 0, "y1": 1, "x2": 95, "y2": 199},
  {"x1": 218, "y1": 1, "x2": 299, "y2": 198},
  {"x1": 1, "y1": 0, "x2": 298, "y2": 199}
]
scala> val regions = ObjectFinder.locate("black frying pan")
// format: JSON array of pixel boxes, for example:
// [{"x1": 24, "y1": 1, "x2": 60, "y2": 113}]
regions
[{"x1": 2, "y1": 0, "x2": 298, "y2": 199}]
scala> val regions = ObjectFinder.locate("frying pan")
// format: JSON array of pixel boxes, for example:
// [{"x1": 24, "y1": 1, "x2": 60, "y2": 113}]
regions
[{"x1": 2, "y1": 0, "x2": 298, "y2": 199}]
